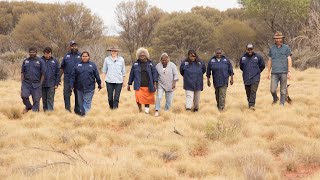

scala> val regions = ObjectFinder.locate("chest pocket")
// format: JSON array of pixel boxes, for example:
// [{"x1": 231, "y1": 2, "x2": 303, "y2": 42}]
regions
[
  {"x1": 32, "y1": 62, "x2": 41, "y2": 72},
  {"x1": 47, "y1": 62, "x2": 56, "y2": 73},
  {"x1": 133, "y1": 64, "x2": 141, "y2": 73}
]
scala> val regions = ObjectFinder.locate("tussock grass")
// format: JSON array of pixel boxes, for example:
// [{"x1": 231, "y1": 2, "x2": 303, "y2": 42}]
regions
[{"x1": 0, "y1": 68, "x2": 320, "y2": 179}]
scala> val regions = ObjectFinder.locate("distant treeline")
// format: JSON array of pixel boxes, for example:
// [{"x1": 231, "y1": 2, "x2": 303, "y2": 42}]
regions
[{"x1": 0, "y1": 0, "x2": 319, "y2": 73}]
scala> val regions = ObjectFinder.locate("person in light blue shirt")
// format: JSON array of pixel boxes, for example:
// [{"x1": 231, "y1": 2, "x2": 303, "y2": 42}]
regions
[
  {"x1": 267, "y1": 31, "x2": 292, "y2": 106},
  {"x1": 102, "y1": 46, "x2": 126, "y2": 109}
]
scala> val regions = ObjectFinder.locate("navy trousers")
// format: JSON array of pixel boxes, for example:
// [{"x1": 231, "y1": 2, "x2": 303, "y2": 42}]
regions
[{"x1": 21, "y1": 82, "x2": 41, "y2": 112}]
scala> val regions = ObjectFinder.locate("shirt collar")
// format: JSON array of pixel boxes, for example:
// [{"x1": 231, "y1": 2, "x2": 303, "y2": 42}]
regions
[{"x1": 42, "y1": 56, "x2": 53, "y2": 61}]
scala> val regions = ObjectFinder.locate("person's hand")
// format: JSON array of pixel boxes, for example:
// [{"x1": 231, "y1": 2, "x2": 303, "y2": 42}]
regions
[
  {"x1": 154, "y1": 83, "x2": 157, "y2": 92},
  {"x1": 230, "y1": 79, "x2": 234, "y2": 85},
  {"x1": 207, "y1": 80, "x2": 211, "y2": 87},
  {"x1": 288, "y1": 71, "x2": 292, "y2": 79},
  {"x1": 172, "y1": 83, "x2": 176, "y2": 90},
  {"x1": 127, "y1": 85, "x2": 131, "y2": 91}
]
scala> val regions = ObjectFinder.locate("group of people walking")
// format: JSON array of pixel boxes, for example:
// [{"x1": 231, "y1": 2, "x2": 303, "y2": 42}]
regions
[{"x1": 20, "y1": 31, "x2": 292, "y2": 116}]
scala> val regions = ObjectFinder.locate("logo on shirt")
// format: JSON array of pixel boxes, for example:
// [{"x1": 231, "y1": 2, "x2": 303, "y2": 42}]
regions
[
  {"x1": 184, "y1": 62, "x2": 189, "y2": 65},
  {"x1": 254, "y1": 57, "x2": 258, "y2": 60},
  {"x1": 89, "y1": 65, "x2": 93, "y2": 67},
  {"x1": 149, "y1": 63, "x2": 153, "y2": 66},
  {"x1": 223, "y1": 59, "x2": 227, "y2": 62},
  {"x1": 25, "y1": 60, "x2": 29, "y2": 64},
  {"x1": 77, "y1": 56, "x2": 81, "y2": 59},
  {"x1": 134, "y1": 63, "x2": 138, "y2": 66},
  {"x1": 78, "y1": 64, "x2": 82, "y2": 67},
  {"x1": 242, "y1": 57, "x2": 246, "y2": 61},
  {"x1": 51, "y1": 61, "x2": 55, "y2": 63},
  {"x1": 66, "y1": 55, "x2": 70, "y2": 59},
  {"x1": 36, "y1": 61, "x2": 40, "y2": 64},
  {"x1": 211, "y1": 59, "x2": 216, "y2": 63},
  {"x1": 198, "y1": 62, "x2": 201, "y2": 65}
]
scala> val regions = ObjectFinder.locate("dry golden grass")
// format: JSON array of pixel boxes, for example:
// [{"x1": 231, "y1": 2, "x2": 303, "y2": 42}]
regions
[{"x1": 0, "y1": 68, "x2": 320, "y2": 179}]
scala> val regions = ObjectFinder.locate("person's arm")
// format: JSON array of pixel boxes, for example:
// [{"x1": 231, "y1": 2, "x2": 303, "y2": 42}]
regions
[
  {"x1": 172, "y1": 63, "x2": 179, "y2": 89},
  {"x1": 101, "y1": 58, "x2": 107, "y2": 88},
  {"x1": 40, "y1": 59, "x2": 46, "y2": 86},
  {"x1": 288, "y1": 56, "x2": 292, "y2": 79},
  {"x1": 206, "y1": 62, "x2": 211, "y2": 87},
  {"x1": 122, "y1": 58, "x2": 126, "y2": 88},
  {"x1": 151, "y1": 62, "x2": 158, "y2": 91},
  {"x1": 201, "y1": 61, "x2": 206, "y2": 74},
  {"x1": 267, "y1": 57, "x2": 272, "y2": 79},
  {"x1": 55, "y1": 60, "x2": 60, "y2": 88},
  {"x1": 239, "y1": 56, "x2": 244, "y2": 71},
  {"x1": 127, "y1": 64, "x2": 134, "y2": 91},
  {"x1": 59, "y1": 58, "x2": 65, "y2": 85},
  {"x1": 70, "y1": 67, "x2": 76, "y2": 91},
  {"x1": 94, "y1": 64, "x2": 102, "y2": 90},
  {"x1": 267, "y1": 48, "x2": 272, "y2": 79},
  {"x1": 259, "y1": 55, "x2": 265, "y2": 72},
  {"x1": 179, "y1": 61, "x2": 184, "y2": 76},
  {"x1": 228, "y1": 60, "x2": 234, "y2": 85},
  {"x1": 21, "y1": 61, "x2": 24, "y2": 82}
]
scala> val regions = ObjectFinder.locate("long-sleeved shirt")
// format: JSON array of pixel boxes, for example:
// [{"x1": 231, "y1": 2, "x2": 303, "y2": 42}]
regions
[
  {"x1": 60, "y1": 51, "x2": 81, "y2": 81},
  {"x1": 206, "y1": 55, "x2": 234, "y2": 88},
  {"x1": 70, "y1": 61, "x2": 101, "y2": 93},
  {"x1": 102, "y1": 56, "x2": 126, "y2": 84},
  {"x1": 240, "y1": 52, "x2": 265, "y2": 85},
  {"x1": 41, "y1": 56, "x2": 60, "y2": 87},
  {"x1": 128, "y1": 59, "x2": 158, "y2": 92},
  {"x1": 21, "y1": 56, "x2": 46, "y2": 88},
  {"x1": 180, "y1": 59, "x2": 206, "y2": 91},
  {"x1": 156, "y1": 62, "x2": 179, "y2": 91}
]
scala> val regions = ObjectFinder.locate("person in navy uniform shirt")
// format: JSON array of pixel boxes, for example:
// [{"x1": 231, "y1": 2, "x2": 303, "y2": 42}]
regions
[
  {"x1": 127, "y1": 48, "x2": 158, "y2": 114},
  {"x1": 240, "y1": 44, "x2": 265, "y2": 110},
  {"x1": 207, "y1": 48, "x2": 234, "y2": 111},
  {"x1": 70, "y1": 51, "x2": 102, "y2": 116},
  {"x1": 41, "y1": 47, "x2": 60, "y2": 111},
  {"x1": 21, "y1": 47, "x2": 46, "y2": 113},
  {"x1": 180, "y1": 50, "x2": 206, "y2": 112},
  {"x1": 60, "y1": 40, "x2": 81, "y2": 114}
]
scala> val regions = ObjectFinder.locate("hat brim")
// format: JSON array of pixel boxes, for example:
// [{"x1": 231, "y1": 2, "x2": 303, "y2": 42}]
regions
[
  {"x1": 107, "y1": 49, "x2": 120, "y2": 52},
  {"x1": 273, "y1": 36, "x2": 285, "y2": 39}
]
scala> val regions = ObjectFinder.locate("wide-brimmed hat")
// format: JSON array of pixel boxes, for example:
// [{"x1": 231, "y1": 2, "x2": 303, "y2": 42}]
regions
[
  {"x1": 107, "y1": 46, "x2": 121, "y2": 52},
  {"x1": 273, "y1": 31, "x2": 285, "y2": 39}
]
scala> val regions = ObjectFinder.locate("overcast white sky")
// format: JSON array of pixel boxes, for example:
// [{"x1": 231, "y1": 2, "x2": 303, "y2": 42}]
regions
[{"x1": 11, "y1": 0, "x2": 240, "y2": 35}]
